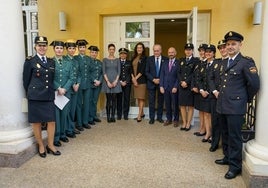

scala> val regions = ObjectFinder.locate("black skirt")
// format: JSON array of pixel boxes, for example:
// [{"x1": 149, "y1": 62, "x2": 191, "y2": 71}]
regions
[
  {"x1": 28, "y1": 100, "x2": 55, "y2": 123},
  {"x1": 179, "y1": 87, "x2": 194, "y2": 106}
]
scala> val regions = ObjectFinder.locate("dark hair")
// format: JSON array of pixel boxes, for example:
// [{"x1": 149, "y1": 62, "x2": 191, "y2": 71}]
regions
[
  {"x1": 108, "y1": 43, "x2": 115, "y2": 49},
  {"x1": 133, "y1": 42, "x2": 146, "y2": 59}
]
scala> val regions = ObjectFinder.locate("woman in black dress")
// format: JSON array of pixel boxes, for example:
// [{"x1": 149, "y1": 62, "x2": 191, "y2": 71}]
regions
[{"x1": 23, "y1": 36, "x2": 61, "y2": 158}]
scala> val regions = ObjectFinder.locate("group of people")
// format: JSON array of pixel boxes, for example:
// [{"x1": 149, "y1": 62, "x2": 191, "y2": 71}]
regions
[{"x1": 23, "y1": 30, "x2": 260, "y2": 180}]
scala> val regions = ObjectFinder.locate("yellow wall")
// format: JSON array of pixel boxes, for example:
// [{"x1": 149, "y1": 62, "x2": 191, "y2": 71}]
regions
[
  {"x1": 38, "y1": 0, "x2": 264, "y2": 111},
  {"x1": 39, "y1": 0, "x2": 264, "y2": 64}
]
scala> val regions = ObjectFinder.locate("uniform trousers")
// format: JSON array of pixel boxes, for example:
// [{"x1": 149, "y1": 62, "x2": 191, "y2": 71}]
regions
[
  {"x1": 66, "y1": 91, "x2": 78, "y2": 134},
  {"x1": 164, "y1": 89, "x2": 179, "y2": 121},
  {"x1": 148, "y1": 86, "x2": 164, "y2": 120},
  {"x1": 77, "y1": 88, "x2": 90, "y2": 126},
  {"x1": 210, "y1": 98, "x2": 221, "y2": 148},
  {"x1": 220, "y1": 114, "x2": 244, "y2": 172},
  {"x1": 88, "y1": 86, "x2": 101, "y2": 122},
  {"x1": 116, "y1": 84, "x2": 131, "y2": 119},
  {"x1": 54, "y1": 102, "x2": 70, "y2": 142}
]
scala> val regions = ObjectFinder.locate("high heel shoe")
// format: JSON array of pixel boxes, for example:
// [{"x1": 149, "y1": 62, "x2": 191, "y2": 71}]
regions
[
  {"x1": 38, "y1": 147, "x2": 46, "y2": 158},
  {"x1": 141, "y1": 114, "x2": 145, "y2": 119},
  {"x1": 137, "y1": 118, "x2": 142, "y2": 122},
  {"x1": 46, "y1": 145, "x2": 61, "y2": 156}
]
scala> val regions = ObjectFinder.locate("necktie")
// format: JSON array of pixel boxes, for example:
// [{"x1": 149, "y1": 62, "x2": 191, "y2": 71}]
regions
[
  {"x1": 227, "y1": 58, "x2": 234, "y2": 68},
  {"x1": 155, "y1": 57, "x2": 160, "y2": 77},
  {"x1": 59, "y1": 59, "x2": 62, "y2": 64},
  {"x1": 186, "y1": 57, "x2": 190, "y2": 63},
  {"x1": 41, "y1": 56, "x2": 46, "y2": 63},
  {"x1": 169, "y1": 59, "x2": 173, "y2": 72}
]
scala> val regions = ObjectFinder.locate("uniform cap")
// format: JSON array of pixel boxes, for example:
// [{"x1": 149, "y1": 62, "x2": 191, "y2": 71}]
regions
[
  {"x1": 76, "y1": 39, "x2": 88, "y2": 46},
  {"x1": 118, "y1": 48, "x2": 129, "y2": 54},
  {"x1": 205, "y1": 44, "x2": 216, "y2": 53},
  {"x1": 198, "y1": 43, "x2": 208, "y2": 51},
  {"x1": 88, "y1": 45, "x2": 99, "y2": 51},
  {"x1": 184, "y1": 43, "x2": 194, "y2": 50},
  {"x1": 49, "y1": 40, "x2": 65, "y2": 47},
  {"x1": 217, "y1": 40, "x2": 226, "y2": 49},
  {"x1": 224, "y1": 31, "x2": 244, "y2": 42},
  {"x1": 65, "y1": 39, "x2": 76, "y2": 48},
  {"x1": 34, "y1": 36, "x2": 48, "y2": 45}
]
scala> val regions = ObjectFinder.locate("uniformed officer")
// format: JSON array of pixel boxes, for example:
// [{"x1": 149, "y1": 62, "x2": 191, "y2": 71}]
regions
[
  {"x1": 88, "y1": 45, "x2": 103, "y2": 124},
  {"x1": 178, "y1": 43, "x2": 199, "y2": 130},
  {"x1": 193, "y1": 44, "x2": 208, "y2": 136},
  {"x1": 23, "y1": 36, "x2": 60, "y2": 157},
  {"x1": 64, "y1": 40, "x2": 81, "y2": 138},
  {"x1": 116, "y1": 48, "x2": 132, "y2": 120},
  {"x1": 215, "y1": 31, "x2": 260, "y2": 179},
  {"x1": 50, "y1": 41, "x2": 74, "y2": 146},
  {"x1": 197, "y1": 44, "x2": 216, "y2": 143},
  {"x1": 208, "y1": 40, "x2": 228, "y2": 152},
  {"x1": 74, "y1": 39, "x2": 92, "y2": 129}
]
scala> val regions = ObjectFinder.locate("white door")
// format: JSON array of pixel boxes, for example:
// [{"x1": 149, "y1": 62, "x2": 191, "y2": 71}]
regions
[{"x1": 187, "y1": 6, "x2": 198, "y2": 55}]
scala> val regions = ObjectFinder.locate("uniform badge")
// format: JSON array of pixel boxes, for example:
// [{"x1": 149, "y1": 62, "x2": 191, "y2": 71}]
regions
[
  {"x1": 200, "y1": 68, "x2": 204, "y2": 72},
  {"x1": 36, "y1": 63, "x2": 41, "y2": 68},
  {"x1": 220, "y1": 65, "x2": 223, "y2": 72},
  {"x1": 194, "y1": 64, "x2": 199, "y2": 70},
  {"x1": 249, "y1": 67, "x2": 258, "y2": 74},
  {"x1": 214, "y1": 64, "x2": 218, "y2": 69},
  {"x1": 181, "y1": 62, "x2": 184, "y2": 65}
]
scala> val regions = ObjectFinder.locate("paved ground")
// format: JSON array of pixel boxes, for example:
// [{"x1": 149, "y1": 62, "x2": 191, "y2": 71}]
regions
[{"x1": 0, "y1": 118, "x2": 246, "y2": 188}]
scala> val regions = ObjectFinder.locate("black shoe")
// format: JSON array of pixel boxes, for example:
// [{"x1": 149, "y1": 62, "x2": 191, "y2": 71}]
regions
[
  {"x1": 157, "y1": 119, "x2": 164, "y2": 123},
  {"x1": 117, "y1": 117, "x2": 122, "y2": 120},
  {"x1": 185, "y1": 125, "x2": 191, "y2": 131},
  {"x1": 209, "y1": 145, "x2": 218, "y2": 152},
  {"x1": 46, "y1": 145, "x2": 61, "y2": 156},
  {"x1": 137, "y1": 118, "x2": 142, "y2": 122},
  {"x1": 73, "y1": 130, "x2": 80, "y2": 134},
  {"x1": 88, "y1": 121, "x2": 95, "y2": 125},
  {"x1": 38, "y1": 147, "x2": 46, "y2": 158},
  {"x1": 194, "y1": 132, "x2": 206, "y2": 136},
  {"x1": 66, "y1": 133, "x2": 76, "y2": 138},
  {"x1": 94, "y1": 118, "x2": 101, "y2": 122},
  {"x1": 83, "y1": 124, "x2": 91, "y2": 129},
  {"x1": 124, "y1": 117, "x2": 128, "y2": 120},
  {"x1": 53, "y1": 141, "x2": 62, "y2": 147},
  {"x1": 202, "y1": 138, "x2": 209, "y2": 142},
  {"x1": 149, "y1": 119, "x2": 155, "y2": 124},
  {"x1": 224, "y1": 170, "x2": 241, "y2": 179},
  {"x1": 60, "y1": 137, "x2": 69, "y2": 143},
  {"x1": 180, "y1": 127, "x2": 186, "y2": 131},
  {"x1": 215, "y1": 158, "x2": 229, "y2": 165},
  {"x1": 76, "y1": 126, "x2": 84, "y2": 131},
  {"x1": 111, "y1": 118, "x2": 116, "y2": 122},
  {"x1": 141, "y1": 114, "x2": 145, "y2": 118},
  {"x1": 107, "y1": 118, "x2": 112, "y2": 123}
]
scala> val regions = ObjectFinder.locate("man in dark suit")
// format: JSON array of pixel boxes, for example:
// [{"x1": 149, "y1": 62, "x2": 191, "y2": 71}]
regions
[
  {"x1": 160, "y1": 47, "x2": 179, "y2": 127},
  {"x1": 215, "y1": 31, "x2": 260, "y2": 179},
  {"x1": 117, "y1": 48, "x2": 132, "y2": 120},
  {"x1": 146, "y1": 44, "x2": 168, "y2": 124}
]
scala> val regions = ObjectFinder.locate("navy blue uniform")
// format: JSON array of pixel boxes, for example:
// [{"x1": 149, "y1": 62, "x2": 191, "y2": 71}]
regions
[
  {"x1": 23, "y1": 55, "x2": 55, "y2": 123},
  {"x1": 216, "y1": 53, "x2": 260, "y2": 173}
]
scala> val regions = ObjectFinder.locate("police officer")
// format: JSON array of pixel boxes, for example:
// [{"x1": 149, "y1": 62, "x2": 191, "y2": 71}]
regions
[
  {"x1": 178, "y1": 43, "x2": 199, "y2": 130},
  {"x1": 65, "y1": 40, "x2": 81, "y2": 137},
  {"x1": 208, "y1": 40, "x2": 228, "y2": 152},
  {"x1": 74, "y1": 39, "x2": 92, "y2": 129},
  {"x1": 215, "y1": 31, "x2": 260, "y2": 179},
  {"x1": 117, "y1": 48, "x2": 132, "y2": 120},
  {"x1": 88, "y1": 45, "x2": 103, "y2": 124},
  {"x1": 23, "y1": 36, "x2": 60, "y2": 157},
  {"x1": 50, "y1": 41, "x2": 74, "y2": 146}
]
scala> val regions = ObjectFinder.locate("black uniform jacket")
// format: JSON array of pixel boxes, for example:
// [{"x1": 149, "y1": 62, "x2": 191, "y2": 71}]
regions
[
  {"x1": 23, "y1": 55, "x2": 55, "y2": 101},
  {"x1": 216, "y1": 53, "x2": 260, "y2": 115}
]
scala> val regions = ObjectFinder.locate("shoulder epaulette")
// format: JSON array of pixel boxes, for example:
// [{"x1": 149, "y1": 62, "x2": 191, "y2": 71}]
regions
[{"x1": 26, "y1": 56, "x2": 32, "y2": 60}]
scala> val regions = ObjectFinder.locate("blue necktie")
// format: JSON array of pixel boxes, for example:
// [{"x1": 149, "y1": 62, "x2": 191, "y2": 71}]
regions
[
  {"x1": 227, "y1": 58, "x2": 233, "y2": 68},
  {"x1": 41, "y1": 56, "x2": 46, "y2": 63},
  {"x1": 155, "y1": 57, "x2": 159, "y2": 77}
]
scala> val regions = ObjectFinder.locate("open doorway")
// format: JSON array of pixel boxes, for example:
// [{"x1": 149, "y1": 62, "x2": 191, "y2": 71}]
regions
[{"x1": 155, "y1": 18, "x2": 187, "y2": 58}]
